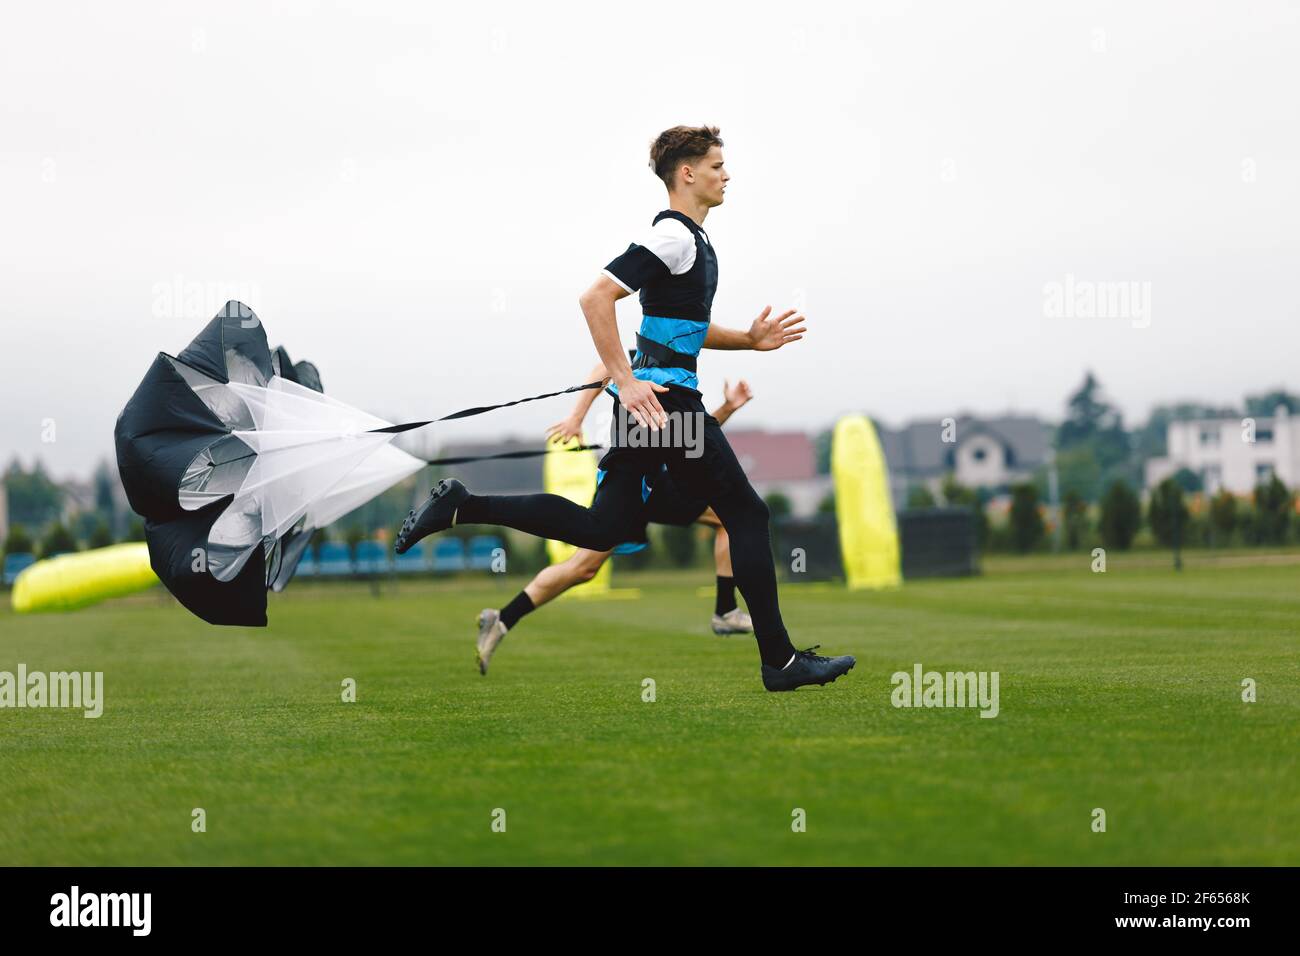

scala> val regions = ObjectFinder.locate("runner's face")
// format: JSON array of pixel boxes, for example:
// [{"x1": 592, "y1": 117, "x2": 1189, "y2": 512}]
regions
[{"x1": 683, "y1": 146, "x2": 729, "y2": 206}]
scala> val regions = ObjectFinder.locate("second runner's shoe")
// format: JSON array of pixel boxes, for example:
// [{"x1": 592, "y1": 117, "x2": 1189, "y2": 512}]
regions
[
  {"x1": 476, "y1": 608, "x2": 507, "y2": 675},
  {"x1": 711, "y1": 608, "x2": 753, "y2": 635}
]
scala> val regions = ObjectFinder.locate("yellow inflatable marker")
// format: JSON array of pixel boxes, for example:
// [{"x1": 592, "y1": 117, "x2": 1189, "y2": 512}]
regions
[
  {"x1": 832, "y1": 415, "x2": 902, "y2": 589},
  {"x1": 11, "y1": 542, "x2": 159, "y2": 613},
  {"x1": 542, "y1": 437, "x2": 612, "y2": 597}
]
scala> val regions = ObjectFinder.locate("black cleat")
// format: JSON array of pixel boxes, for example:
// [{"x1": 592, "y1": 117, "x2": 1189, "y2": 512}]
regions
[
  {"x1": 394, "y1": 478, "x2": 470, "y2": 554},
  {"x1": 761, "y1": 645, "x2": 856, "y2": 692}
]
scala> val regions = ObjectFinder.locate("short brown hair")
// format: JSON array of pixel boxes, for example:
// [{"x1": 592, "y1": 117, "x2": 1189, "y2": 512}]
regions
[{"x1": 649, "y1": 125, "x2": 723, "y2": 189}]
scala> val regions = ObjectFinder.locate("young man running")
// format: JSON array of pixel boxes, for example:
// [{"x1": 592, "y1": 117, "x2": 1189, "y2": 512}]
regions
[
  {"x1": 397, "y1": 125, "x2": 855, "y2": 692},
  {"x1": 474, "y1": 371, "x2": 756, "y2": 675}
]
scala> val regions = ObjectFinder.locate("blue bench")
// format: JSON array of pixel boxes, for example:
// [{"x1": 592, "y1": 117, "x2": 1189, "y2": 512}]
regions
[
  {"x1": 393, "y1": 542, "x2": 429, "y2": 574},
  {"x1": 3, "y1": 552, "x2": 36, "y2": 585},
  {"x1": 355, "y1": 540, "x2": 387, "y2": 576},
  {"x1": 467, "y1": 535, "x2": 503, "y2": 571},
  {"x1": 316, "y1": 542, "x2": 354, "y2": 577},
  {"x1": 432, "y1": 538, "x2": 467, "y2": 572}
]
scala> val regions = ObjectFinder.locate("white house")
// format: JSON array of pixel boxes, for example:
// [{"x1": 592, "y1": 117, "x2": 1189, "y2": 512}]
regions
[{"x1": 1144, "y1": 405, "x2": 1298, "y2": 494}]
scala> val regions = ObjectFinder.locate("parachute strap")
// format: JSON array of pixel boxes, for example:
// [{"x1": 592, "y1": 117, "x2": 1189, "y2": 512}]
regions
[
  {"x1": 423, "y1": 443, "x2": 604, "y2": 466},
  {"x1": 370, "y1": 379, "x2": 607, "y2": 435}
]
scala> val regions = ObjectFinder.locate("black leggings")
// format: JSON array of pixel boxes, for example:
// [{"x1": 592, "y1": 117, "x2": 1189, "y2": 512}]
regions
[
  {"x1": 458, "y1": 468, "x2": 648, "y2": 553},
  {"x1": 455, "y1": 393, "x2": 798, "y2": 669}
]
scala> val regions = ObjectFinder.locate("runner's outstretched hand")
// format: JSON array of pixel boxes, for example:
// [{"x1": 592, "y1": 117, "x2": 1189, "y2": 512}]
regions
[
  {"x1": 546, "y1": 415, "x2": 585, "y2": 442},
  {"x1": 748, "y1": 306, "x2": 806, "y2": 351}
]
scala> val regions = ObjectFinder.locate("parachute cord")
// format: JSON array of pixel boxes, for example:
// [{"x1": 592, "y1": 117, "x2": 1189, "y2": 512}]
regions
[{"x1": 369, "y1": 379, "x2": 607, "y2": 435}]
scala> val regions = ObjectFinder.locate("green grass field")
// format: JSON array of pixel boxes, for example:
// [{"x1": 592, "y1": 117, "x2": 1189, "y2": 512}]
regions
[{"x1": 3, "y1": 550, "x2": 1298, "y2": 866}]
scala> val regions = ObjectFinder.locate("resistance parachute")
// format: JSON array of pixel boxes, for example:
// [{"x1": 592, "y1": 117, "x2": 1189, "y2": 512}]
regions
[
  {"x1": 114, "y1": 302, "x2": 424, "y2": 626},
  {"x1": 832, "y1": 414, "x2": 901, "y2": 589},
  {"x1": 11, "y1": 543, "x2": 158, "y2": 613}
]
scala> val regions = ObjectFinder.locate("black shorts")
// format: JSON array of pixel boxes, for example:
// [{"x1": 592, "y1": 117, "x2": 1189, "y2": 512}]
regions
[
  {"x1": 644, "y1": 468, "x2": 709, "y2": 526},
  {"x1": 598, "y1": 386, "x2": 749, "y2": 502},
  {"x1": 589, "y1": 462, "x2": 708, "y2": 555}
]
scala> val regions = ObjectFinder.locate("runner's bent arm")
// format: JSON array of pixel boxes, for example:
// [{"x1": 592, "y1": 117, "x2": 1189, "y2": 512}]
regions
[
  {"x1": 711, "y1": 379, "x2": 753, "y2": 427},
  {"x1": 578, "y1": 275, "x2": 668, "y2": 429}
]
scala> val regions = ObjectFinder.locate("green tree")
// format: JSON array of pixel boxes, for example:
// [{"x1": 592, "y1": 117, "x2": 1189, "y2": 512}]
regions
[
  {"x1": 1099, "y1": 480, "x2": 1141, "y2": 550},
  {"x1": 816, "y1": 492, "x2": 836, "y2": 515},
  {"x1": 1147, "y1": 478, "x2": 1189, "y2": 548},
  {"x1": 39, "y1": 522, "x2": 78, "y2": 558},
  {"x1": 1208, "y1": 490, "x2": 1237, "y2": 546},
  {"x1": 1055, "y1": 447, "x2": 1102, "y2": 502},
  {"x1": 942, "y1": 474, "x2": 989, "y2": 551},
  {"x1": 1062, "y1": 488, "x2": 1089, "y2": 550},
  {"x1": 3, "y1": 460, "x2": 64, "y2": 528},
  {"x1": 1171, "y1": 467, "x2": 1202, "y2": 493},
  {"x1": 1243, "y1": 390, "x2": 1300, "y2": 417},
  {"x1": 125, "y1": 517, "x2": 146, "y2": 542},
  {"x1": 1008, "y1": 483, "x2": 1045, "y2": 553},
  {"x1": 813, "y1": 429, "x2": 832, "y2": 475},
  {"x1": 1252, "y1": 474, "x2": 1293, "y2": 545},
  {"x1": 4, "y1": 524, "x2": 34, "y2": 556},
  {"x1": 764, "y1": 491, "x2": 793, "y2": 519},
  {"x1": 89, "y1": 519, "x2": 114, "y2": 549},
  {"x1": 1050, "y1": 369, "x2": 1133, "y2": 489},
  {"x1": 906, "y1": 485, "x2": 936, "y2": 508}
]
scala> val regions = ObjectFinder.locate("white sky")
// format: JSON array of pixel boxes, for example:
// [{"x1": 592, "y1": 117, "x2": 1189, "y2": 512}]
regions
[{"x1": 2, "y1": 0, "x2": 1297, "y2": 479}]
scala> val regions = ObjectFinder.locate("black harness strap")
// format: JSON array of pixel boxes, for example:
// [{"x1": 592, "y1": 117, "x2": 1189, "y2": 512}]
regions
[{"x1": 632, "y1": 333, "x2": 697, "y2": 373}]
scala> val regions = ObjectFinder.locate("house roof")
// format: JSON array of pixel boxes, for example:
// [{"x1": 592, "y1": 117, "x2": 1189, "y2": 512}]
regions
[
  {"x1": 877, "y1": 415, "x2": 1053, "y2": 477},
  {"x1": 724, "y1": 430, "x2": 816, "y2": 482}
]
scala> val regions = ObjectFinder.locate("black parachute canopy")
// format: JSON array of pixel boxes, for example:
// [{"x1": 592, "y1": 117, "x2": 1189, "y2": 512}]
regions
[{"x1": 113, "y1": 301, "x2": 394, "y2": 626}]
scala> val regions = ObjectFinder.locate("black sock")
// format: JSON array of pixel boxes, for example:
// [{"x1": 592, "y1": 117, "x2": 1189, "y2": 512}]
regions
[
  {"x1": 715, "y1": 576, "x2": 737, "y2": 616},
  {"x1": 499, "y1": 591, "x2": 535, "y2": 631}
]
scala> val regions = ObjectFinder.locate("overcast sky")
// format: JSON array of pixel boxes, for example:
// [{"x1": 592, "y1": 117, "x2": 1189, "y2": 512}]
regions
[{"x1": 2, "y1": 0, "x2": 1297, "y2": 479}]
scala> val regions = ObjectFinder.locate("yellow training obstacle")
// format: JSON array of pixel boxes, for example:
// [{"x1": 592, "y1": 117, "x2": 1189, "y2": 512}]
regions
[
  {"x1": 832, "y1": 415, "x2": 902, "y2": 590},
  {"x1": 11, "y1": 542, "x2": 159, "y2": 613},
  {"x1": 543, "y1": 437, "x2": 613, "y2": 597}
]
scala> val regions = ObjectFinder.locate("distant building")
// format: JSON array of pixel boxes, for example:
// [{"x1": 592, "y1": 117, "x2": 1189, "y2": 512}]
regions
[
  {"x1": 726, "y1": 429, "x2": 830, "y2": 517},
  {"x1": 60, "y1": 480, "x2": 95, "y2": 525},
  {"x1": 877, "y1": 414, "x2": 1054, "y2": 501},
  {"x1": 1144, "y1": 406, "x2": 1296, "y2": 494}
]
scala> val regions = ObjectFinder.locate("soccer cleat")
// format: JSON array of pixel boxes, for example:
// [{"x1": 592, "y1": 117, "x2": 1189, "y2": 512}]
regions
[
  {"x1": 476, "y1": 608, "x2": 507, "y2": 675},
  {"x1": 394, "y1": 478, "x2": 469, "y2": 554},
  {"x1": 761, "y1": 645, "x2": 855, "y2": 692},
  {"x1": 711, "y1": 608, "x2": 753, "y2": 635}
]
